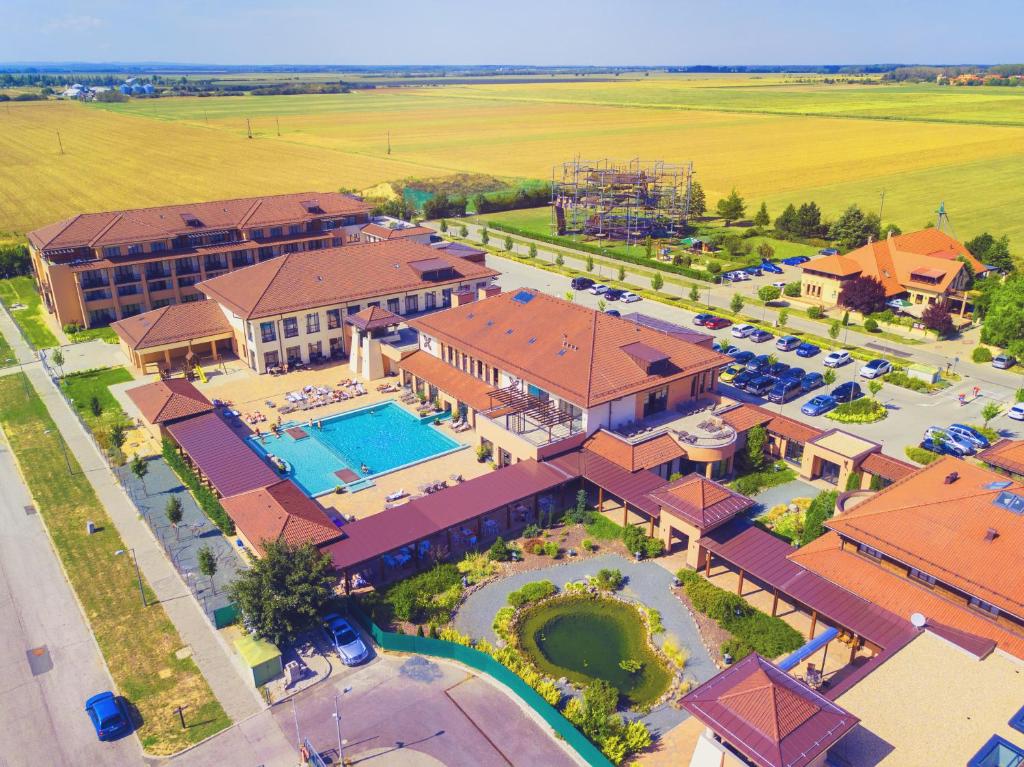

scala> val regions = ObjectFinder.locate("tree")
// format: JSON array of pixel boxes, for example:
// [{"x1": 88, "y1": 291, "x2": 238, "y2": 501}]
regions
[
  {"x1": 828, "y1": 320, "x2": 841, "y2": 340},
  {"x1": 838, "y1": 276, "x2": 887, "y2": 314},
  {"x1": 716, "y1": 188, "x2": 746, "y2": 225},
  {"x1": 597, "y1": 299, "x2": 606, "y2": 312},
  {"x1": 166, "y1": 495, "x2": 183, "y2": 539},
  {"x1": 488, "y1": 537, "x2": 511, "y2": 561},
  {"x1": 774, "y1": 204, "x2": 798, "y2": 235},
  {"x1": 778, "y1": 309, "x2": 789, "y2": 327},
  {"x1": 842, "y1": 310, "x2": 850, "y2": 326},
  {"x1": 744, "y1": 424, "x2": 768, "y2": 471},
  {"x1": 982, "y1": 402, "x2": 1002, "y2": 427},
  {"x1": 108, "y1": 422, "x2": 128, "y2": 462},
  {"x1": 644, "y1": 236, "x2": 653, "y2": 258},
  {"x1": 130, "y1": 454, "x2": 149, "y2": 495},
  {"x1": 828, "y1": 205, "x2": 880, "y2": 250},
  {"x1": 795, "y1": 202, "x2": 823, "y2": 237},
  {"x1": 503, "y1": 235, "x2": 513, "y2": 251},
  {"x1": 617, "y1": 265, "x2": 625, "y2": 282},
  {"x1": 555, "y1": 254, "x2": 565, "y2": 267},
  {"x1": 586, "y1": 255, "x2": 594, "y2": 272},
  {"x1": 980, "y1": 277, "x2": 1024, "y2": 353},
  {"x1": 228, "y1": 540, "x2": 336, "y2": 645},
  {"x1": 459, "y1": 224, "x2": 468, "y2": 238},
  {"x1": 90, "y1": 396, "x2": 102, "y2": 417},
  {"x1": 864, "y1": 318, "x2": 879, "y2": 332},
  {"x1": 528, "y1": 242, "x2": 537, "y2": 259},
  {"x1": 651, "y1": 272, "x2": 664, "y2": 291},
  {"x1": 439, "y1": 219, "x2": 448, "y2": 233},
  {"x1": 51, "y1": 348, "x2": 65, "y2": 377},
  {"x1": 481, "y1": 228, "x2": 489, "y2": 245},
  {"x1": 753, "y1": 202, "x2": 770, "y2": 228},
  {"x1": 373, "y1": 197, "x2": 415, "y2": 221},
  {"x1": 868, "y1": 379, "x2": 883, "y2": 400},
  {"x1": 755, "y1": 242, "x2": 774, "y2": 261},
  {"x1": 921, "y1": 302, "x2": 955, "y2": 337},
  {"x1": 730, "y1": 293, "x2": 745, "y2": 314},
  {"x1": 198, "y1": 546, "x2": 218, "y2": 594},
  {"x1": 783, "y1": 281, "x2": 801, "y2": 297},
  {"x1": 758, "y1": 285, "x2": 781, "y2": 303},
  {"x1": 966, "y1": 232, "x2": 1013, "y2": 272},
  {"x1": 823, "y1": 368, "x2": 836, "y2": 385},
  {"x1": 689, "y1": 181, "x2": 707, "y2": 217},
  {"x1": 688, "y1": 284, "x2": 700, "y2": 302}
]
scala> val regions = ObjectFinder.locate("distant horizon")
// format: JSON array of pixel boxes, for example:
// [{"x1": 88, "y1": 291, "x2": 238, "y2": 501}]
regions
[{"x1": 0, "y1": 61, "x2": 1008, "y2": 70}]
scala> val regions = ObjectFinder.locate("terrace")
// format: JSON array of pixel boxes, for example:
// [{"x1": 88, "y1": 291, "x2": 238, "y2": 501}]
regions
[
  {"x1": 610, "y1": 398, "x2": 737, "y2": 449},
  {"x1": 478, "y1": 384, "x2": 583, "y2": 447}
]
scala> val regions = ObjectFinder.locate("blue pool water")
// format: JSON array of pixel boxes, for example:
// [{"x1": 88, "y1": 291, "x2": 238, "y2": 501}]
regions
[{"x1": 247, "y1": 401, "x2": 465, "y2": 496}]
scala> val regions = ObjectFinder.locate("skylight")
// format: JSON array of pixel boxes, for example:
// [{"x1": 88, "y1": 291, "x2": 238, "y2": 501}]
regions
[
  {"x1": 984, "y1": 480, "x2": 1013, "y2": 490},
  {"x1": 993, "y1": 490, "x2": 1024, "y2": 515},
  {"x1": 513, "y1": 290, "x2": 534, "y2": 304}
]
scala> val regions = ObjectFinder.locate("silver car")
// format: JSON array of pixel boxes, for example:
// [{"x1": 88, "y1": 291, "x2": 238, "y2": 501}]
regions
[{"x1": 324, "y1": 613, "x2": 369, "y2": 666}]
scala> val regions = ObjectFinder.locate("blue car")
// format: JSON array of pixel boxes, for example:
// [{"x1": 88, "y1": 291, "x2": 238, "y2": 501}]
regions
[
  {"x1": 750, "y1": 329, "x2": 774, "y2": 343},
  {"x1": 781, "y1": 255, "x2": 811, "y2": 266},
  {"x1": 921, "y1": 437, "x2": 963, "y2": 457},
  {"x1": 747, "y1": 374, "x2": 777, "y2": 397},
  {"x1": 947, "y1": 423, "x2": 990, "y2": 450},
  {"x1": 832, "y1": 381, "x2": 863, "y2": 403},
  {"x1": 731, "y1": 369, "x2": 758, "y2": 390},
  {"x1": 605, "y1": 309, "x2": 621, "y2": 317},
  {"x1": 730, "y1": 350, "x2": 755, "y2": 365},
  {"x1": 802, "y1": 394, "x2": 837, "y2": 416},
  {"x1": 776, "y1": 335, "x2": 801, "y2": 352},
  {"x1": 819, "y1": 248, "x2": 839, "y2": 256},
  {"x1": 767, "y1": 361, "x2": 790, "y2": 378},
  {"x1": 85, "y1": 692, "x2": 131, "y2": 741},
  {"x1": 746, "y1": 354, "x2": 772, "y2": 373},
  {"x1": 767, "y1": 378, "x2": 801, "y2": 403},
  {"x1": 801, "y1": 372, "x2": 825, "y2": 392},
  {"x1": 761, "y1": 261, "x2": 783, "y2": 274},
  {"x1": 795, "y1": 342, "x2": 821, "y2": 358},
  {"x1": 743, "y1": 265, "x2": 763, "y2": 276},
  {"x1": 781, "y1": 366, "x2": 806, "y2": 381}
]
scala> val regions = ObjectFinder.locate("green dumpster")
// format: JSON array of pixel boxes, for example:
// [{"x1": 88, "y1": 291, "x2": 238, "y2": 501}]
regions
[{"x1": 234, "y1": 634, "x2": 283, "y2": 688}]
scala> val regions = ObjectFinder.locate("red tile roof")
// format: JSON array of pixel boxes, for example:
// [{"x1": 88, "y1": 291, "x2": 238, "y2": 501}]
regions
[
  {"x1": 681, "y1": 653, "x2": 859, "y2": 767},
  {"x1": 28, "y1": 191, "x2": 370, "y2": 251},
  {"x1": 166, "y1": 412, "x2": 279, "y2": 498},
  {"x1": 199, "y1": 241, "x2": 497, "y2": 320},
  {"x1": 977, "y1": 438, "x2": 1024, "y2": 476},
  {"x1": 345, "y1": 305, "x2": 402, "y2": 332},
  {"x1": 719, "y1": 403, "x2": 824, "y2": 444},
  {"x1": 546, "y1": 449, "x2": 667, "y2": 517},
  {"x1": 582, "y1": 430, "x2": 685, "y2": 472},
  {"x1": 111, "y1": 300, "x2": 232, "y2": 351},
  {"x1": 648, "y1": 473, "x2": 754, "y2": 529},
  {"x1": 361, "y1": 222, "x2": 434, "y2": 240},
  {"x1": 126, "y1": 379, "x2": 213, "y2": 424},
  {"x1": 859, "y1": 452, "x2": 916, "y2": 482},
  {"x1": 410, "y1": 290, "x2": 731, "y2": 408},
  {"x1": 220, "y1": 480, "x2": 342, "y2": 555},
  {"x1": 398, "y1": 350, "x2": 494, "y2": 412}
]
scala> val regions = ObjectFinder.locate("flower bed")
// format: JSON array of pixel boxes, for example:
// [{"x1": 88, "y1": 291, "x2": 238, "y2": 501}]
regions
[{"x1": 826, "y1": 398, "x2": 887, "y2": 423}]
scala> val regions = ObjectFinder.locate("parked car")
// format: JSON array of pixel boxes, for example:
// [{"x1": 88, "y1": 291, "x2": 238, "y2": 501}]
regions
[
  {"x1": 920, "y1": 437, "x2": 964, "y2": 457},
  {"x1": 819, "y1": 248, "x2": 839, "y2": 255},
  {"x1": 746, "y1": 354, "x2": 772, "y2": 373},
  {"x1": 571, "y1": 277, "x2": 595, "y2": 290},
  {"x1": 771, "y1": 281, "x2": 787, "y2": 288},
  {"x1": 801, "y1": 394, "x2": 837, "y2": 416},
  {"x1": 727, "y1": 270, "x2": 750, "y2": 281},
  {"x1": 1010, "y1": 404, "x2": 1024, "y2": 421},
  {"x1": 795, "y1": 342, "x2": 821, "y2": 358},
  {"x1": 924, "y1": 427, "x2": 976, "y2": 456},
  {"x1": 831, "y1": 381, "x2": 863, "y2": 402},
  {"x1": 693, "y1": 313, "x2": 715, "y2": 326},
  {"x1": 85, "y1": 692, "x2": 131, "y2": 742},
  {"x1": 704, "y1": 316, "x2": 731, "y2": 330},
  {"x1": 731, "y1": 324, "x2": 756, "y2": 338},
  {"x1": 747, "y1": 375, "x2": 776, "y2": 397},
  {"x1": 324, "y1": 613, "x2": 370, "y2": 666},
  {"x1": 859, "y1": 359, "x2": 892, "y2": 379},
  {"x1": 750, "y1": 329, "x2": 774, "y2": 343},
  {"x1": 767, "y1": 361, "x2": 790, "y2": 378},
  {"x1": 781, "y1": 366, "x2": 805, "y2": 381},
  {"x1": 730, "y1": 350, "x2": 755, "y2": 365},
  {"x1": 776, "y1": 335, "x2": 801, "y2": 352},
  {"x1": 761, "y1": 261, "x2": 783, "y2": 274},
  {"x1": 719, "y1": 364, "x2": 745, "y2": 383},
  {"x1": 782, "y1": 255, "x2": 811, "y2": 266},
  {"x1": 620, "y1": 291, "x2": 642, "y2": 303},
  {"x1": 993, "y1": 354, "x2": 1017, "y2": 370},
  {"x1": 947, "y1": 423, "x2": 991, "y2": 450},
  {"x1": 743, "y1": 265, "x2": 763, "y2": 276},
  {"x1": 767, "y1": 378, "x2": 802, "y2": 403},
  {"x1": 731, "y1": 370, "x2": 758, "y2": 391},
  {"x1": 605, "y1": 288, "x2": 624, "y2": 301},
  {"x1": 800, "y1": 372, "x2": 825, "y2": 392},
  {"x1": 605, "y1": 309, "x2": 620, "y2": 317},
  {"x1": 589, "y1": 283, "x2": 609, "y2": 295},
  {"x1": 823, "y1": 350, "x2": 852, "y2": 367}
]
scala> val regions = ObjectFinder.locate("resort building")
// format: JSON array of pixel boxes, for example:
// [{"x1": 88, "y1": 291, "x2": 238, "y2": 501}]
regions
[
  {"x1": 124, "y1": 377, "x2": 214, "y2": 441},
  {"x1": 799, "y1": 228, "x2": 988, "y2": 314},
  {"x1": 358, "y1": 215, "x2": 435, "y2": 244},
  {"x1": 112, "y1": 240, "x2": 499, "y2": 375},
  {"x1": 27, "y1": 191, "x2": 373, "y2": 329},
  {"x1": 403, "y1": 289, "x2": 733, "y2": 470}
]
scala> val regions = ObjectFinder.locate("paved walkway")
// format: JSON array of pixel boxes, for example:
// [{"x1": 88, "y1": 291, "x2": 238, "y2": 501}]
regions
[
  {"x1": 453, "y1": 553, "x2": 718, "y2": 736},
  {"x1": 52, "y1": 338, "x2": 128, "y2": 374},
  {"x1": 0, "y1": 305, "x2": 263, "y2": 724}
]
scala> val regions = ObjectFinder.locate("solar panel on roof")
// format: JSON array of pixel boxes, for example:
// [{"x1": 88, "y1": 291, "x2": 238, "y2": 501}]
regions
[
  {"x1": 985, "y1": 480, "x2": 1013, "y2": 490},
  {"x1": 993, "y1": 490, "x2": 1024, "y2": 514},
  {"x1": 513, "y1": 291, "x2": 534, "y2": 304}
]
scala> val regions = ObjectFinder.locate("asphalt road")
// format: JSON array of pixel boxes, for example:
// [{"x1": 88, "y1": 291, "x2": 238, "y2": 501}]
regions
[
  {"x1": 0, "y1": 436, "x2": 140, "y2": 767},
  {"x1": 491, "y1": 255, "x2": 1024, "y2": 457}
]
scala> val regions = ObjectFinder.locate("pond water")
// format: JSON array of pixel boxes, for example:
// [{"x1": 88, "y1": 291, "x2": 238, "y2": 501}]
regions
[{"x1": 518, "y1": 597, "x2": 671, "y2": 707}]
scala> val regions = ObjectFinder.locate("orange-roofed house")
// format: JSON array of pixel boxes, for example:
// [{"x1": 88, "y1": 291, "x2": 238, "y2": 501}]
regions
[{"x1": 800, "y1": 229, "x2": 988, "y2": 316}]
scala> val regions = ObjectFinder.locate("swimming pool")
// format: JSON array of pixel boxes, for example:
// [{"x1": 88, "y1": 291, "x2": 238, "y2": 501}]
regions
[{"x1": 247, "y1": 401, "x2": 466, "y2": 496}]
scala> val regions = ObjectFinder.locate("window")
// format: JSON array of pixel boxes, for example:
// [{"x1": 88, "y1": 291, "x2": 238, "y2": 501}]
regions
[
  {"x1": 152, "y1": 297, "x2": 176, "y2": 309},
  {"x1": 270, "y1": 227, "x2": 283, "y2": 238},
  {"x1": 908, "y1": 568, "x2": 936, "y2": 586},
  {"x1": 263, "y1": 350, "x2": 279, "y2": 369},
  {"x1": 103, "y1": 246, "x2": 121, "y2": 258},
  {"x1": 346, "y1": 305, "x2": 360, "y2": 315},
  {"x1": 288, "y1": 224, "x2": 301, "y2": 235},
  {"x1": 80, "y1": 269, "x2": 108, "y2": 289},
  {"x1": 286, "y1": 345, "x2": 301, "y2": 364},
  {"x1": 968, "y1": 596, "x2": 1000, "y2": 617},
  {"x1": 178, "y1": 275, "x2": 199, "y2": 288},
  {"x1": 84, "y1": 289, "x2": 111, "y2": 302},
  {"x1": 181, "y1": 293, "x2": 201, "y2": 303},
  {"x1": 246, "y1": 322, "x2": 253, "y2": 342},
  {"x1": 306, "y1": 312, "x2": 320, "y2": 334},
  {"x1": 332, "y1": 237, "x2": 343, "y2": 247},
  {"x1": 425, "y1": 291, "x2": 436, "y2": 309},
  {"x1": 857, "y1": 543, "x2": 884, "y2": 560},
  {"x1": 367, "y1": 301, "x2": 380, "y2": 309},
  {"x1": 176, "y1": 257, "x2": 200, "y2": 275},
  {"x1": 326, "y1": 309, "x2": 341, "y2": 329},
  {"x1": 113, "y1": 266, "x2": 139, "y2": 284},
  {"x1": 967, "y1": 735, "x2": 1024, "y2": 767},
  {"x1": 231, "y1": 250, "x2": 254, "y2": 268},
  {"x1": 147, "y1": 279, "x2": 171, "y2": 293},
  {"x1": 283, "y1": 317, "x2": 299, "y2": 338},
  {"x1": 120, "y1": 303, "x2": 143, "y2": 318},
  {"x1": 87, "y1": 308, "x2": 116, "y2": 325},
  {"x1": 117, "y1": 284, "x2": 141, "y2": 297},
  {"x1": 283, "y1": 242, "x2": 300, "y2": 254},
  {"x1": 386, "y1": 298, "x2": 401, "y2": 314},
  {"x1": 260, "y1": 321, "x2": 276, "y2": 343},
  {"x1": 442, "y1": 288, "x2": 453, "y2": 307},
  {"x1": 308, "y1": 341, "x2": 322, "y2": 358},
  {"x1": 204, "y1": 254, "x2": 228, "y2": 271},
  {"x1": 250, "y1": 228, "x2": 263, "y2": 239},
  {"x1": 127, "y1": 244, "x2": 143, "y2": 256},
  {"x1": 405, "y1": 295, "x2": 419, "y2": 314},
  {"x1": 258, "y1": 247, "x2": 274, "y2": 261},
  {"x1": 476, "y1": 281, "x2": 488, "y2": 291},
  {"x1": 150, "y1": 241, "x2": 166, "y2": 253}
]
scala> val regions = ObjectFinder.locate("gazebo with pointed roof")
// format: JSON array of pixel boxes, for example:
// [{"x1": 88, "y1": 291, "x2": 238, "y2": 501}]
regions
[
  {"x1": 345, "y1": 305, "x2": 402, "y2": 334},
  {"x1": 681, "y1": 653, "x2": 859, "y2": 767}
]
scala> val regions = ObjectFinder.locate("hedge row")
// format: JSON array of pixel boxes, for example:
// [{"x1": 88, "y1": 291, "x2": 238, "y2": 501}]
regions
[
  {"x1": 676, "y1": 569, "x2": 803, "y2": 660},
  {"x1": 483, "y1": 221, "x2": 721, "y2": 284},
  {"x1": 161, "y1": 438, "x2": 236, "y2": 535}
]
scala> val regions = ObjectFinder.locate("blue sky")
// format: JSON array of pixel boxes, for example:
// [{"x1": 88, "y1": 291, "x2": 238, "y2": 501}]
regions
[{"x1": 7, "y1": 0, "x2": 1024, "y2": 66}]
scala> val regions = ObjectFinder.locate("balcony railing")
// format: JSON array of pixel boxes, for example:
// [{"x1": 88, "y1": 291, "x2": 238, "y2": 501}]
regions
[
  {"x1": 145, "y1": 268, "x2": 172, "y2": 280},
  {"x1": 80, "y1": 277, "x2": 109, "y2": 289},
  {"x1": 114, "y1": 271, "x2": 141, "y2": 285}
]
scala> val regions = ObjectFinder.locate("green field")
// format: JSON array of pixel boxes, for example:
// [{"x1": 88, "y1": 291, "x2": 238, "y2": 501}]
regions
[
  {"x1": 0, "y1": 276, "x2": 59, "y2": 349},
  {"x1": 0, "y1": 375, "x2": 229, "y2": 753},
  {"x1": 3, "y1": 76, "x2": 1024, "y2": 246}
]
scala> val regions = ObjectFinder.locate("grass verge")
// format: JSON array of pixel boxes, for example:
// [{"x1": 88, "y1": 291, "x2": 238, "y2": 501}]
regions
[
  {"x1": 67, "y1": 325, "x2": 121, "y2": 344},
  {"x1": 0, "y1": 328, "x2": 14, "y2": 368},
  {"x1": 0, "y1": 374, "x2": 229, "y2": 754},
  {"x1": 60, "y1": 366, "x2": 134, "y2": 456},
  {"x1": 0, "y1": 276, "x2": 60, "y2": 349}
]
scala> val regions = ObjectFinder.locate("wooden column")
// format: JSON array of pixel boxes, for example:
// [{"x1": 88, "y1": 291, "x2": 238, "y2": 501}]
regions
[
  {"x1": 163, "y1": 349, "x2": 171, "y2": 366},
  {"x1": 343, "y1": 570, "x2": 351, "y2": 595},
  {"x1": 705, "y1": 461, "x2": 713, "y2": 479},
  {"x1": 848, "y1": 635, "x2": 859, "y2": 664},
  {"x1": 210, "y1": 339, "x2": 219, "y2": 360},
  {"x1": 477, "y1": 517, "x2": 483, "y2": 538},
  {"x1": 809, "y1": 610, "x2": 818, "y2": 640},
  {"x1": 648, "y1": 516, "x2": 655, "y2": 537},
  {"x1": 446, "y1": 528, "x2": 452, "y2": 551},
  {"x1": 771, "y1": 588, "x2": 779, "y2": 617},
  {"x1": 597, "y1": 486, "x2": 604, "y2": 511},
  {"x1": 622, "y1": 502, "x2": 629, "y2": 527},
  {"x1": 705, "y1": 552, "x2": 712, "y2": 577},
  {"x1": 736, "y1": 569, "x2": 745, "y2": 596}
]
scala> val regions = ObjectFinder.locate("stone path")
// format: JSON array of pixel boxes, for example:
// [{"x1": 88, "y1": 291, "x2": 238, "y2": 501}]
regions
[{"x1": 453, "y1": 553, "x2": 718, "y2": 736}]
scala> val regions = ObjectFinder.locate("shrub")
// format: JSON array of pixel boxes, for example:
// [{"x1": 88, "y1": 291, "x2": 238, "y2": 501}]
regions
[
  {"x1": 507, "y1": 580, "x2": 557, "y2": 607},
  {"x1": 457, "y1": 552, "x2": 498, "y2": 584},
  {"x1": 885, "y1": 370, "x2": 931, "y2": 392},
  {"x1": 845, "y1": 471, "x2": 862, "y2": 491},
  {"x1": 783, "y1": 281, "x2": 802, "y2": 297},
  {"x1": 488, "y1": 536, "x2": 511, "y2": 561},
  {"x1": 581, "y1": 538, "x2": 595, "y2": 552},
  {"x1": 826, "y1": 398, "x2": 887, "y2": 423},
  {"x1": 542, "y1": 540, "x2": 560, "y2": 558},
  {"x1": 646, "y1": 607, "x2": 664, "y2": 634},
  {"x1": 492, "y1": 606, "x2": 516, "y2": 641},
  {"x1": 523, "y1": 523, "x2": 541, "y2": 538},
  {"x1": 807, "y1": 305, "x2": 824, "y2": 319},
  {"x1": 662, "y1": 636, "x2": 688, "y2": 669},
  {"x1": 864, "y1": 318, "x2": 879, "y2": 332},
  {"x1": 622, "y1": 524, "x2": 664, "y2": 558},
  {"x1": 384, "y1": 563, "x2": 461, "y2": 623},
  {"x1": 905, "y1": 445, "x2": 941, "y2": 465},
  {"x1": 972, "y1": 346, "x2": 994, "y2": 363},
  {"x1": 589, "y1": 568, "x2": 624, "y2": 592},
  {"x1": 706, "y1": 260, "x2": 722, "y2": 274},
  {"x1": 721, "y1": 637, "x2": 754, "y2": 662}
]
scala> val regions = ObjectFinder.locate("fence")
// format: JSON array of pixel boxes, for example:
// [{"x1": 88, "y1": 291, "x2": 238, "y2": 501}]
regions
[{"x1": 348, "y1": 602, "x2": 613, "y2": 767}]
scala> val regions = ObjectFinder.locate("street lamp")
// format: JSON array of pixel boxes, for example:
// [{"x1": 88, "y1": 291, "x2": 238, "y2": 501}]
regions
[
  {"x1": 334, "y1": 686, "x2": 353, "y2": 765},
  {"x1": 42, "y1": 428, "x2": 73, "y2": 476},
  {"x1": 114, "y1": 548, "x2": 146, "y2": 606}
]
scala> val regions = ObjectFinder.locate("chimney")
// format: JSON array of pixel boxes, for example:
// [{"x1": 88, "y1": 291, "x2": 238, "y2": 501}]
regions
[
  {"x1": 985, "y1": 527, "x2": 999, "y2": 542},
  {"x1": 944, "y1": 471, "x2": 959, "y2": 485},
  {"x1": 478, "y1": 284, "x2": 501, "y2": 301},
  {"x1": 452, "y1": 287, "x2": 476, "y2": 308}
]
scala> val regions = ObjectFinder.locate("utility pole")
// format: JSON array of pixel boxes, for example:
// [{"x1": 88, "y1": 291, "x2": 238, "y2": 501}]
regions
[
  {"x1": 204, "y1": 109, "x2": 208, "y2": 125},
  {"x1": 276, "y1": 116, "x2": 280, "y2": 136},
  {"x1": 878, "y1": 188, "x2": 885, "y2": 223},
  {"x1": 246, "y1": 118, "x2": 252, "y2": 139},
  {"x1": 56, "y1": 130, "x2": 64, "y2": 155},
  {"x1": 334, "y1": 686, "x2": 352, "y2": 765},
  {"x1": 386, "y1": 131, "x2": 391, "y2": 155}
]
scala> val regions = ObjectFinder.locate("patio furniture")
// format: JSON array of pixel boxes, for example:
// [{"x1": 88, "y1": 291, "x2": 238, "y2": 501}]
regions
[{"x1": 385, "y1": 490, "x2": 407, "y2": 503}]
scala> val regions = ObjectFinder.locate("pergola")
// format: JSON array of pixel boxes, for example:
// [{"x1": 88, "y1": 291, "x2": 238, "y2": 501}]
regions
[{"x1": 484, "y1": 384, "x2": 576, "y2": 442}]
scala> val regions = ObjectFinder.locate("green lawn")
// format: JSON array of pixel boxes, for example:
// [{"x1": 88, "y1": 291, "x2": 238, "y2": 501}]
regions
[
  {"x1": 0, "y1": 329, "x2": 14, "y2": 368},
  {"x1": 59, "y1": 366, "x2": 134, "y2": 457},
  {"x1": 0, "y1": 276, "x2": 59, "y2": 350},
  {"x1": 0, "y1": 375, "x2": 229, "y2": 754},
  {"x1": 66, "y1": 325, "x2": 121, "y2": 344}
]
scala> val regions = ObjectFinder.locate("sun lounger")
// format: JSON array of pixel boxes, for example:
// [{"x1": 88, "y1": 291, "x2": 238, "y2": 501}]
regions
[{"x1": 385, "y1": 490, "x2": 407, "y2": 502}]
